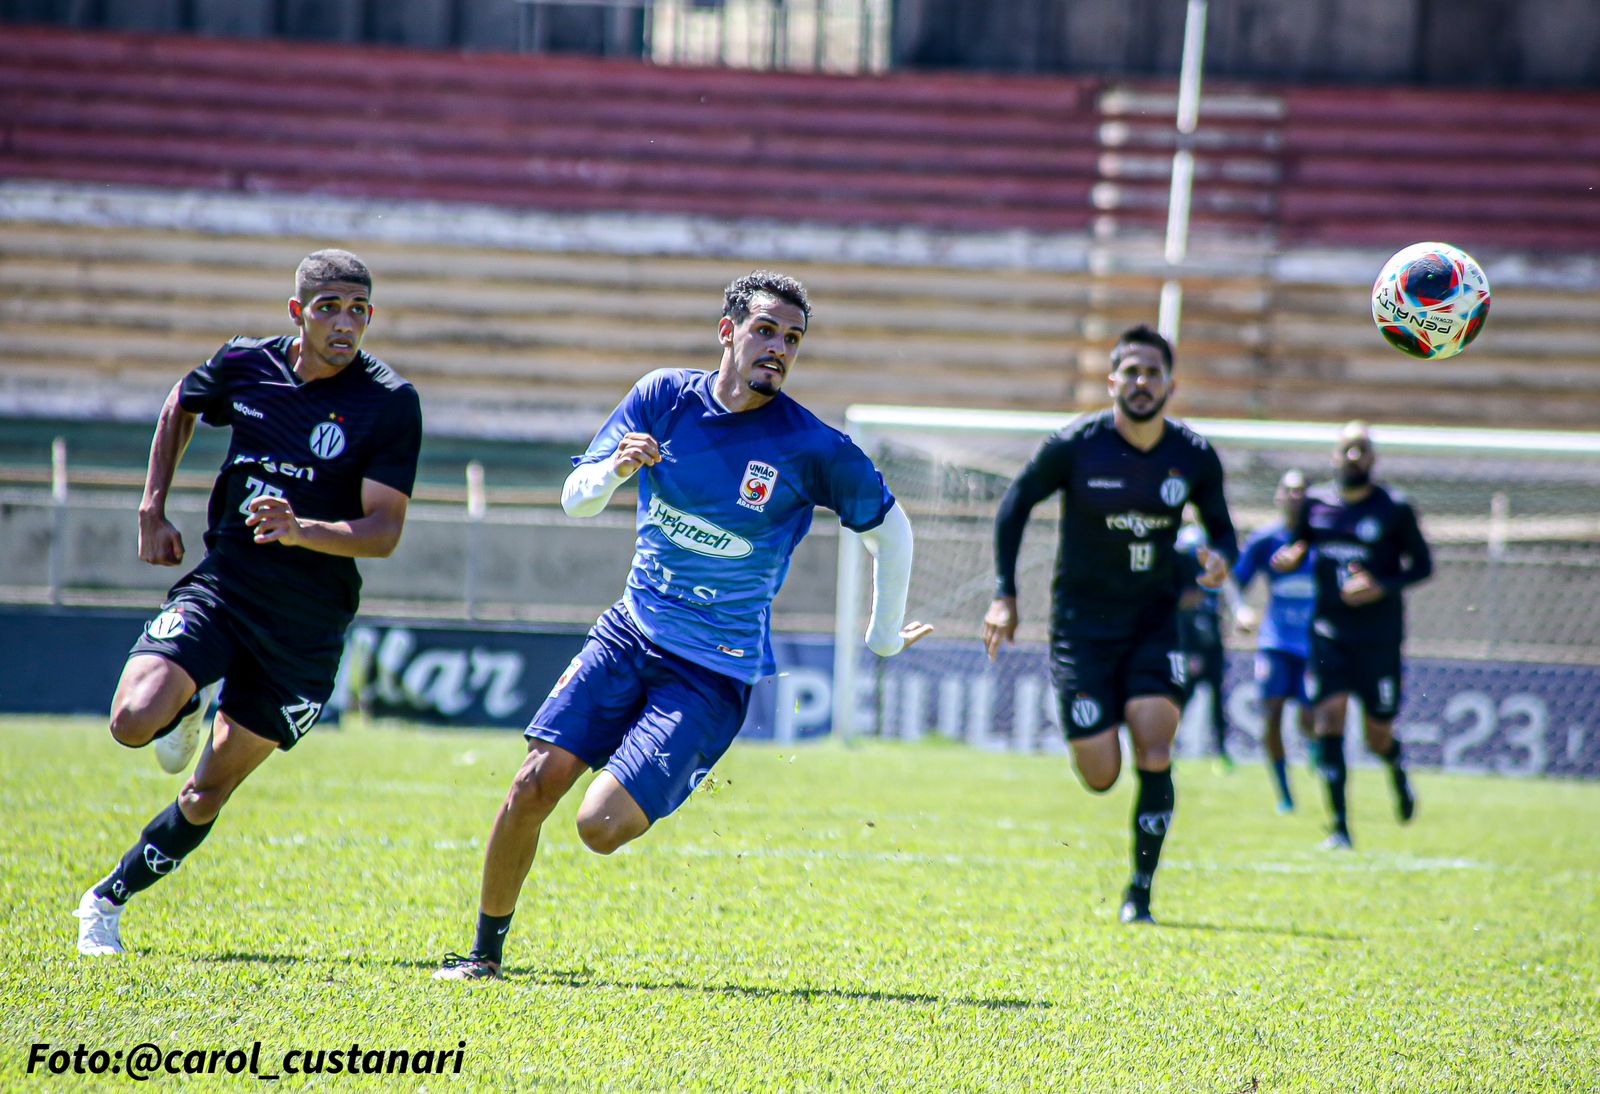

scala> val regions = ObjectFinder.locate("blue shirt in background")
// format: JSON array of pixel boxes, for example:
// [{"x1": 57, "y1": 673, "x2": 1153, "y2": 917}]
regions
[{"x1": 1232, "y1": 522, "x2": 1316, "y2": 658}]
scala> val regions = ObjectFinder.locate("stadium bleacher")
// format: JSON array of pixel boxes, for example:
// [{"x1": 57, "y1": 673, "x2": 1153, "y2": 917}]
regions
[{"x1": 1, "y1": 23, "x2": 1597, "y2": 432}]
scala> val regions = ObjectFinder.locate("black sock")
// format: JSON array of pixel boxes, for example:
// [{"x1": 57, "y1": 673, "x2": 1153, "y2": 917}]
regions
[
  {"x1": 472, "y1": 911, "x2": 514, "y2": 965},
  {"x1": 93, "y1": 800, "x2": 214, "y2": 905},
  {"x1": 1270, "y1": 758, "x2": 1292, "y2": 805},
  {"x1": 1383, "y1": 738, "x2": 1405, "y2": 769},
  {"x1": 1318, "y1": 736, "x2": 1349, "y2": 834},
  {"x1": 1130, "y1": 767, "x2": 1175, "y2": 897}
]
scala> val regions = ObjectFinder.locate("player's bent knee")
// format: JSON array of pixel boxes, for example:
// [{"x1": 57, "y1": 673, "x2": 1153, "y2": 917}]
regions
[
  {"x1": 505, "y1": 764, "x2": 569, "y2": 821},
  {"x1": 575, "y1": 814, "x2": 642, "y2": 855},
  {"x1": 108, "y1": 704, "x2": 162, "y2": 748},
  {"x1": 177, "y1": 781, "x2": 229, "y2": 825}
]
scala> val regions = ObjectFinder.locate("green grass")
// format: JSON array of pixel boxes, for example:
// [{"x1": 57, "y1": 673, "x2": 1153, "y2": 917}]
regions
[{"x1": 3, "y1": 717, "x2": 1597, "y2": 1091}]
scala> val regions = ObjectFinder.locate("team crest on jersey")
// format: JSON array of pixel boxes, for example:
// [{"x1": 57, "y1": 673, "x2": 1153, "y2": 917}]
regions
[
  {"x1": 1069, "y1": 694, "x2": 1102, "y2": 729},
  {"x1": 549, "y1": 654, "x2": 583, "y2": 698},
  {"x1": 308, "y1": 419, "x2": 347, "y2": 460},
  {"x1": 1160, "y1": 473, "x2": 1189, "y2": 508},
  {"x1": 1356, "y1": 517, "x2": 1382, "y2": 543},
  {"x1": 280, "y1": 699, "x2": 323, "y2": 740},
  {"x1": 737, "y1": 460, "x2": 780, "y2": 511},
  {"x1": 147, "y1": 608, "x2": 187, "y2": 640}
]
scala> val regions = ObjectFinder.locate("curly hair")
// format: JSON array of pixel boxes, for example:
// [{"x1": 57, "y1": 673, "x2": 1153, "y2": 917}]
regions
[{"x1": 722, "y1": 270, "x2": 811, "y2": 325}]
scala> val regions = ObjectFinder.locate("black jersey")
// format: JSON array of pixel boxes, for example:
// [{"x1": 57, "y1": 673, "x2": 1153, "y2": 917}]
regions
[
  {"x1": 1292, "y1": 482, "x2": 1432, "y2": 643},
  {"x1": 177, "y1": 335, "x2": 422, "y2": 629},
  {"x1": 995, "y1": 410, "x2": 1238, "y2": 634}
]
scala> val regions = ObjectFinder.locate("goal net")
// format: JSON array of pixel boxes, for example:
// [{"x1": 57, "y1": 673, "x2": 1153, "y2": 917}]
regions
[{"x1": 833, "y1": 407, "x2": 1600, "y2": 779}]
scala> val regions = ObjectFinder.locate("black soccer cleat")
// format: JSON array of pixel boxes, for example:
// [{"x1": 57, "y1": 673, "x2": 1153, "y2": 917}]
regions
[
  {"x1": 1394, "y1": 773, "x2": 1417, "y2": 824},
  {"x1": 1118, "y1": 888, "x2": 1156, "y2": 926}
]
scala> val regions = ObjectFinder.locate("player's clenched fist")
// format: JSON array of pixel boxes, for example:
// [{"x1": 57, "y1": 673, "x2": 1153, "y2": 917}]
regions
[
  {"x1": 138, "y1": 510, "x2": 186, "y2": 566},
  {"x1": 612, "y1": 433, "x2": 662, "y2": 478}
]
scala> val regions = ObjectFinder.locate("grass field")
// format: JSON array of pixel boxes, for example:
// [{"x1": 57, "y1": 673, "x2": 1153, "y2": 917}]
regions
[{"x1": 3, "y1": 716, "x2": 1597, "y2": 1091}]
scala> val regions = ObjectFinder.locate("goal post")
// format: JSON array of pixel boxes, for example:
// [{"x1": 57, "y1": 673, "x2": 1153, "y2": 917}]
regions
[{"x1": 833, "y1": 405, "x2": 1600, "y2": 778}]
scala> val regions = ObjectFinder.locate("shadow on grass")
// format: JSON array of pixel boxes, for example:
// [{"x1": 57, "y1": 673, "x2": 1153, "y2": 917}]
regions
[
  {"x1": 1157, "y1": 920, "x2": 1363, "y2": 943},
  {"x1": 203, "y1": 953, "x2": 1051, "y2": 1010}
]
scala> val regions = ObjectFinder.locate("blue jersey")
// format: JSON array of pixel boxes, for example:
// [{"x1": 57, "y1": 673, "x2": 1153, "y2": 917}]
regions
[
  {"x1": 1233, "y1": 522, "x2": 1315, "y2": 657},
  {"x1": 578, "y1": 369, "x2": 894, "y2": 684}
]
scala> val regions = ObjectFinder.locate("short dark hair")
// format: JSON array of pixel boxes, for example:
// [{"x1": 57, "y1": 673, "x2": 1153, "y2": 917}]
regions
[
  {"x1": 723, "y1": 270, "x2": 811, "y2": 326},
  {"x1": 295, "y1": 249, "x2": 372, "y2": 300},
  {"x1": 1110, "y1": 324, "x2": 1174, "y2": 374}
]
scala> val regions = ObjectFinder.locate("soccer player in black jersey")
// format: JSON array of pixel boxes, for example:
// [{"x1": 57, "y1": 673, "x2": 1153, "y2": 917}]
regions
[
  {"x1": 1271, "y1": 422, "x2": 1432, "y2": 849},
  {"x1": 73, "y1": 250, "x2": 422, "y2": 956},
  {"x1": 984, "y1": 325, "x2": 1238, "y2": 925}
]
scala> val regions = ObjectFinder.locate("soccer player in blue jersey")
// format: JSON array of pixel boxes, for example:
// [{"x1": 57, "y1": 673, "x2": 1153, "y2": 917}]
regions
[
  {"x1": 1232, "y1": 469, "x2": 1317, "y2": 813},
  {"x1": 435, "y1": 271, "x2": 931, "y2": 980}
]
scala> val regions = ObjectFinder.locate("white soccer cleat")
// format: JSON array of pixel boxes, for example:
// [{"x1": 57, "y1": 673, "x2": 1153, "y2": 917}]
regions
[
  {"x1": 75, "y1": 886, "x2": 126, "y2": 956},
  {"x1": 155, "y1": 681, "x2": 218, "y2": 774}
]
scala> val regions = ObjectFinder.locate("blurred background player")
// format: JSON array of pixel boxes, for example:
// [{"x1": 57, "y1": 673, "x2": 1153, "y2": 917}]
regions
[
  {"x1": 1273, "y1": 423, "x2": 1433, "y2": 848},
  {"x1": 983, "y1": 325, "x2": 1238, "y2": 926},
  {"x1": 74, "y1": 250, "x2": 422, "y2": 956},
  {"x1": 1175, "y1": 516, "x2": 1234, "y2": 772},
  {"x1": 1233, "y1": 469, "x2": 1317, "y2": 813},
  {"x1": 435, "y1": 271, "x2": 931, "y2": 981}
]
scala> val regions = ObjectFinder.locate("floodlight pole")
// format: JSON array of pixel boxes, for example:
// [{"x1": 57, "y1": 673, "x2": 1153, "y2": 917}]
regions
[{"x1": 1158, "y1": 0, "x2": 1208, "y2": 346}]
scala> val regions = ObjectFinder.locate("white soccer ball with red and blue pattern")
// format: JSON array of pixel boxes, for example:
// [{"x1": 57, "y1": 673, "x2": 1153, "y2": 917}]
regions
[{"x1": 1370, "y1": 242, "x2": 1491, "y2": 360}]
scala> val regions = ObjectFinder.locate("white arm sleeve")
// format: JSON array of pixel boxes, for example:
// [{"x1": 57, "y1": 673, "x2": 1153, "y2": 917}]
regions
[
  {"x1": 857, "y1": 501, "x2": 914, "y2": 657},
  {"x1": 561, "y1": 456, "x2": 628, "y2": 518}
]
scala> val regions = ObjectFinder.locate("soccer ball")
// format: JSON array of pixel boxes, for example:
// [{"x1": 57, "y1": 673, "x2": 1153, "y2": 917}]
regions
[{"x1": 1370, "y1": 242, "x2": 1491, "y2": 360}]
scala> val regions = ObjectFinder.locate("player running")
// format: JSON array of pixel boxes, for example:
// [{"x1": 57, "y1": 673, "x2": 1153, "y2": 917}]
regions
[
  {"x1": 983, "y1": 325, "x2": 1238, "y2": 925},
  {"x1": 73, "y1": 250, "x2": 422, "y2": 956},
  {"x1": 1232, "y1": 469, "x2": 1317, "y2": 813},
  {"x1": 1271, "y1": 423, "x2": 1432, "y2": 849},
  {"x1": 434, "y1": 271, "x2": 930, "y2": 980}
]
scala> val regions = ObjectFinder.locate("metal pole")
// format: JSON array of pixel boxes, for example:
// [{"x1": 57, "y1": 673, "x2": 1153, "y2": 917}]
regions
[
  {"x1": 464, "y1": 460, "x2": 487, "y2": 620},
  {"x1": 1158, "y1": 0, "x2": 1208, "y2": 345},
  {"x1": 48, "y1": 436, "x2": 68, "y2": 605}
]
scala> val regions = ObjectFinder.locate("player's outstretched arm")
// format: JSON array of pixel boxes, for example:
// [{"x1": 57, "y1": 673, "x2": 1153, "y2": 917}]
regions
[
  {"x1": 245, "y1": 478, "x2": 409, "y2": 558},
  {"x1": 138, "y1": 380, "x2": 199, "y2": 566},
  {"x1": 857, "y1": 502, "x2": 929, "y2": 656},
  {"x1": 562, "y1": 432, "x2": 660, "y2": 518}
]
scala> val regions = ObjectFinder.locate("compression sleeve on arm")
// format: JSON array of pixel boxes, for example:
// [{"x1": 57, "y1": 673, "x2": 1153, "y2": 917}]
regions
[
  {"x1": 561, "y1": 457, "x2": 628, "y2": 518},
  {"x1": 857, "y1": 501, "x2": 914, "y2": 657}
]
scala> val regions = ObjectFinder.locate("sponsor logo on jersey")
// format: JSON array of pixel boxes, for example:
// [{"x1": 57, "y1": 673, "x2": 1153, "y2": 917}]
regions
[
  {"x1": 232, "y1": 401, "x2": 264, "y2": 420},
  {"x1": 308, "y1": 420, "x2": 347, "y2": 460},
  {"x1": 1321, "y1": 542, "x2": 1369, "y2": 563},
  {"x1": 280, "y1": 699, "x2": 323, "y2": 740},
  {"x1": 647, "y1": 496, "x2": 753, "y2": 558},
  {"x1": 1160, "y1": 473, "x2": 1190, "y2": 507},
  {"x1": 1105, "y1": 511, "x2": 1174, "y2": 537},
  {"x1": 1356, "y1": 517, "x2": 1383, "y2": 543},
  {"x1": 232, "y1": 453, "x2": 316, "y2": 481},
  {"x1": 650, "y1": 747, "x2": 672, "y2": 776},
  {"x1": 737, "y1": 460, "x2": 779, "y2": 512},
  {"x1": 716, "y1": 644, "x2": 746, "y2": 657},
  {"x1": 1087, "y1": 477, "x2": 1123, "y2": 490},
  {"x1": 1272, "y1": 574, "x2": 1318, "y2": 599},
  {"x1": 1070, "y1": 694, "x2": 1101, "y2": 729},
  {"x1": 147, "y1": 608, "x2": 187, "y2": 640}
]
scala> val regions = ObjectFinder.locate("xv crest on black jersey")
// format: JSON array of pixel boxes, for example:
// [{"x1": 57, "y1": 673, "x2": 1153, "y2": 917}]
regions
[
  {"x1": 178, "y1": 335, "x2": 422, "y2": 628},
  {"x1": 995, "y1": 410, "x2": 1238, "y2": 634}
]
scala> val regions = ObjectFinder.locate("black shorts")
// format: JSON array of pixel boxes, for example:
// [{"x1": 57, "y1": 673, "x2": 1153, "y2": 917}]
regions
[
  {"x1": 1306, "y1": 628, "x2": 1403, "y2": 720},
  {"x1": 127, "y1": 574, "x2": 344, "y2": 749},
  {"x1": 1050, "y1": 607, "x2": 1185, "y2": 740}
]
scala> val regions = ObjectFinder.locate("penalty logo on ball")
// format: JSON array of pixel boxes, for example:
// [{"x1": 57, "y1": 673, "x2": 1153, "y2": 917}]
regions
[{"x1": 1371, "y1": 241, "x2": 1491, "y2": 361}]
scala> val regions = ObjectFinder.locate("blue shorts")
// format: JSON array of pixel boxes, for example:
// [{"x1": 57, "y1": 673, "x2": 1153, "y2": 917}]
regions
[
  {"x1": 526, "y1": 602, "x2": 752, "y2": 823},
  {"x1": 1254, "y1": 648, "x2": 1310, "y2": 704}
]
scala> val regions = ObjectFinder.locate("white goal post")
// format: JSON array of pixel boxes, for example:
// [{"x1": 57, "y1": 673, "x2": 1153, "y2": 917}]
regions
[{"x1": 833, "y1": 406, "x2": 1600, "y2": 777}]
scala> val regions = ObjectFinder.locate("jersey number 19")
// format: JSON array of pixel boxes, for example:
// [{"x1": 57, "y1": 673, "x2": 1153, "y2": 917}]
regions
[{"x1": 1128, "y1": 542, "x2": 1154, "y2": 572}]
